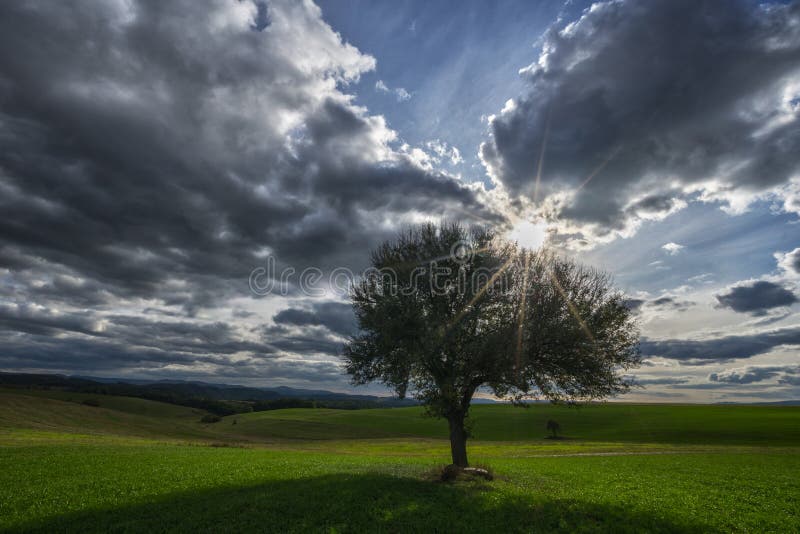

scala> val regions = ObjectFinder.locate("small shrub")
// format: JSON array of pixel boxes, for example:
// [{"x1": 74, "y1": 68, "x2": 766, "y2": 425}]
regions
[
  {"x1": 81, "y1": 398, "x2": 100, "y2": 407},
  {"x1": 546, "y1": 419, "x2": 561, "y2": 438},
  {"x1": 200, "y1": 414, "x2": 222, "y2": 424}
]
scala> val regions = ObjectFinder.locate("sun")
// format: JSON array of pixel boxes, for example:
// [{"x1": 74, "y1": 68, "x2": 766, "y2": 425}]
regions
[{"x1": 507, "y1": 219, "x2": 548, "y2": 250}]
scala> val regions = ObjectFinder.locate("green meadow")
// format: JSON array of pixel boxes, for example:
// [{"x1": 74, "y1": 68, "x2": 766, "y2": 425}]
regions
[{"x1": 0, "y1": 388, "x2": 798, "y2": 532}]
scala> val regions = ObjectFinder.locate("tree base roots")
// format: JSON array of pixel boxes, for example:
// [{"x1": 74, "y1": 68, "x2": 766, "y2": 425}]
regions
[{"x1": 441, "y1": 464, "x2": 493, "y2": 482}]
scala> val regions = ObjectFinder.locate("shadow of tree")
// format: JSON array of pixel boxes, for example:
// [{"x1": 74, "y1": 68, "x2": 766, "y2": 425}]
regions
[{"x1": 18, "y1": 473, "x2": 718, "y2": 533}]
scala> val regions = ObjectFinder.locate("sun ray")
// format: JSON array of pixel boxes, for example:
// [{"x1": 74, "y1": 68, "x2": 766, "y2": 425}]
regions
[
  {"x1": 574, "y1": 145, "x2": 622, "y2": 194},
  {"x1": 446, "y1": 254, "x2": 515, "y2": 331},
  {"x1": 447, "y1": 204, "x2": 497, "y2": 226},
  {"x1": 548, "y1": 269, "x2": 595, "y2": 343},
  {"x1": 515, "y1": 250, "x2": 531, "y2": 375},
  {"x1": 421, "y1": 245, "x2": 493, "y2": 266},
  {"x1": 532, "y1": 110, "x2": 551, "y2": 205}
]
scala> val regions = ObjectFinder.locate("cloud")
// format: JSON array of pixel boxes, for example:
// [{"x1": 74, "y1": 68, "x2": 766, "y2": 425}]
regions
[
  {"x1": 779, "y1": 375, "x2": 800, "y2": 386},
  {"x1": 480, "y1": 0, "x2": 800, "y2": 248},
  {"x1": 776, "y1": 247, "x2": 800, "y2": 277},
  {"x1": 640, "y1": 325, "x2": 800, "y2": 364},
  {"x1": 648, "y1": 296, "x2": 693, "y2": 312},
  {"x1": 626, "y1": 375, "x2": 692, "y2": 386},
  {"x1": 623, "y1": 298, "x2": 645, "y2": 312},
  {"x1": 709, "y1": 365, "x2": 800, "y2": 385},
  {"x1": 715, "y1": 280, "x2": 798, "y2": 315},
  {"x1": 687, "y1": 273, "x2": 714, "y2": 284},
  {"x1": 0, "y1": 0, "x2": 796, "y2": 397},
  {"x1": 0, "y1": 0, "x2": 496, "y2": 300},
  {"x1": 662, "y1": 243, "x2": 684, "y2": 255},
  {"x1": 272, "y1": 301, "x2": 357, "y2": 337},
  {"x1": 425, "y1": 140, "x2": 464, "y2": 166},
  {"x1": 0, "y1": 0, "x2": 503, "y2": 384},
  {"x1": 394, "y1": 87, "x2": 412, "y2": 102},
  {"x1": 375, "y1": 79, "x2": 412, "y2": 102},
  {"x1": 624, "y1": 294, "x2": 693, "y2": 313},
  {"x1": 0, "y1": 298, "x2": 361, "y2": 384}
]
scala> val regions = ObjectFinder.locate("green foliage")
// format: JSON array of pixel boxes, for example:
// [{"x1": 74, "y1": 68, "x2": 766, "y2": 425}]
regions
[
  {"x1": 344, "y1": 221, "x2": 640, "y2": 465},
  {"x1": 345, "y1": 221, "x2": 639, "y2": 409},
  {"x1": 81, "y1": 398, "x2": 100, "y2": 407}
]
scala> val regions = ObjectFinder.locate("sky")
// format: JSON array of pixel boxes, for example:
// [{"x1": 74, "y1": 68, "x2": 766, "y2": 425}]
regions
[{"x1": 0, "y1": 0, "x2": 799, "y2": 402}]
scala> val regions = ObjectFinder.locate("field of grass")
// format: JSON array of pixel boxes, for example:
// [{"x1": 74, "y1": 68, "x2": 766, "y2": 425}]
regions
[{"x1": 1, "y1": 388, "x2": 798, "y2": 532}]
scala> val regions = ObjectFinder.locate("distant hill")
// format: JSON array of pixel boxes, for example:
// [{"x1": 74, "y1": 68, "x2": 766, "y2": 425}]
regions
[
  {"x1": 0, "y1": 372, "x2": 418, "y2": 415},
  {"x1": 716, "y1": 400, "x2": 800, "y2": 406}
]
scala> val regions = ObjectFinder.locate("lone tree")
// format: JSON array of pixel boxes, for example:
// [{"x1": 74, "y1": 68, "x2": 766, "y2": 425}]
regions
[{"x1": 343, "y1": 222, "x2": 639, "y2": 468}]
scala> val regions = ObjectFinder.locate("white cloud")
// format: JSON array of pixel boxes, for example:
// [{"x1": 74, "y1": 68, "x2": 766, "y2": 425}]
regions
[
  {"x1": 662, "y1": 243, "x2": 685, "y2": 255},
  {"x1": 374, "y1": 79, "x2": 411, "y2": 102},
  {"x1": 776, "y1": 247, "x2": 800, "y2": 278},
  {"x1": 394, "y1": 87, "x2": 411, "y2": 102},
  {"x1": 425, "y1": 139, "x2": 464, "y2": 166}
]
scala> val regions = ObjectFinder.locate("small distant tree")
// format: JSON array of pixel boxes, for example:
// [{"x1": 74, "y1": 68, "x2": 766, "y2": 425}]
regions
[
  {"x1": 546, "y1": 419, "x2": 560, "y2": 438},
  {"x1": 343, "y1": 222, "x2": 639, "y2": 468},
  {"x1": 200, "y1": 414, "x2": 222, "y2": 424}
]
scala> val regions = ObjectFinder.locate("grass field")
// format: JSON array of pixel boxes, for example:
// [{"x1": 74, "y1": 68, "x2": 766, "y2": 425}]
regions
[{"x1": 1, "y1": 388, "x2": 798, "y2": 532}]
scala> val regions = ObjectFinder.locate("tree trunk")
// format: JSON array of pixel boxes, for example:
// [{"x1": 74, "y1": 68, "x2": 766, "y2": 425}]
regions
[{"x1": 448, "y1": 413, "x2": 469, "y2": 467}]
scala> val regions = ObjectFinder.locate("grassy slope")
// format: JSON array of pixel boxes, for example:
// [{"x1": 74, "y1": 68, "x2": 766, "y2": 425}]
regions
[
  {"x1": 214, "y1": 403, "x2": 800, "y2": 446},
  {"x1": 1, "y1": 389, "x2": 798, "y2": 532},
  {"x1": 0, "y1": 390, "x2": 214, "y2": 443},
  {"x1": 5, "y1": 388, "x2": 800, "y2": 446}
]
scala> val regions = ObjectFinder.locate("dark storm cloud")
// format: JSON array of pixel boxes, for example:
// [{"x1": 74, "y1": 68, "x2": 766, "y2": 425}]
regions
[
  {"x1": 273, "y1": 301, "x2": 357, "y2": 337},
  {"x1": 0, "y1": 330, "x2": 344, "y2": 385},
  {"x1": 627, "y1": 376, "x2": 691, "y2": 386},
  {"x1": 648, "y1": 296, "x2": 693, "y2": 312},
  {"x1": 779, "y1": 247, "x2": 800, "y2": 276},
  {"x1": 715, "y1": 280, "x2": 798, "y2": 315},
  {"x1": 0, "y1": 302, "x2": 350, "y2": 383},
  {"x1": 0, "y1": 303, "x2": 272, "y2": 356},
  {"x1": 779, "y1": 375, "x2": 800, "y2": 386},
  {"x1": 0, "y1": 0, "x2": 497, "y2": 304},
  {"x1": 0, "y1": 333, "x2": 210, "y2": 372},
  {"x1": 0, "y1": 303, "x2": 99, "y2": 338},
  {"x1": 624, "y1": 295, "x2": 693, "y2": 313},
  {"x1": 480, "y1": 0, "x2": 800, "y2": 243},
  {"x1": 709, "y1": 365, "x2": 800, "y2": 384},
  {"x1": 623, "y1": 298, "x2": 645, "y2": 311},
  {"x1": 263, "y1": 312, "x2": 348, "y2": 356},
  {"x1": 131, "y1": 357, "x2": 345, "y2": 386},
  {"x1": 102, "y1": 315, "x2": 274, "y2": 356},
  {"x1": 640, "y1": 326, "x2": 800, "y2": 364},
  {"x1": 0, "y1": 0, "x2": 503, "y2": 379},
  {"x1": 267, "y1": 335, "x2": 343, "y2": 357}
]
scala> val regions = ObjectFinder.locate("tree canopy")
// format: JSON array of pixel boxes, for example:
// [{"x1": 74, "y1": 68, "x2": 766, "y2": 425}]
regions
[{"x1": 343, "y1": 222, "x2": 639, "y2": 467}]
